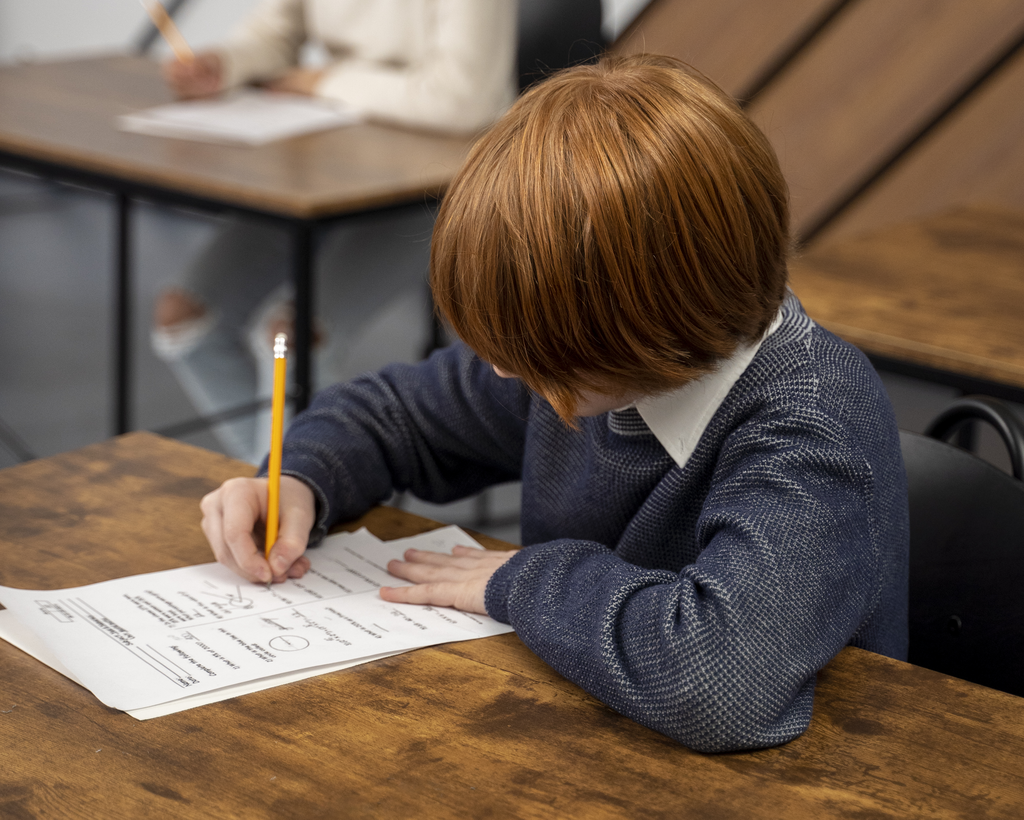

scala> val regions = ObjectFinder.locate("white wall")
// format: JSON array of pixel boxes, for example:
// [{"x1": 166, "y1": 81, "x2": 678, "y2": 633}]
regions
[
  {"x1": 0, "y1": 0, "x2": 650, "y2": 64},
  {"x1": 0, "y1": 0, "x2": 261, "y2": 63},
  {"x1": 603, "y1": 0, "x2": 649, "y2": 40}
]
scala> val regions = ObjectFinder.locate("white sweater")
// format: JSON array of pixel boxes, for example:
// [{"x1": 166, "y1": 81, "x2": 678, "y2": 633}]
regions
[{"x1": 218, "y1": 0, "x2": 517, "y2": 134}]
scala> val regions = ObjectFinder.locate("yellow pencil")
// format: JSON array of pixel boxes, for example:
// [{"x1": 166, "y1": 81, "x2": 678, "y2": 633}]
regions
[
  {"x1": 139, "y1": 0, "x2": 195, "y2": 64},
  {"x1": 264, "y1": 333, "x2": 288, "y2": 573}
]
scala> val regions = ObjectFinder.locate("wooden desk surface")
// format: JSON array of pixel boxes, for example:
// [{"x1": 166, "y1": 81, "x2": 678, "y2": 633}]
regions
[
  {"x1": 790, "y1": 205, "x2": 1024, "y2": 391},
  {"x1": 2, "y1": 433, "x2": 1024, "y2": 819},
  {"x1": 0, "y1": 55, "x2": 476, "y2": 219}
]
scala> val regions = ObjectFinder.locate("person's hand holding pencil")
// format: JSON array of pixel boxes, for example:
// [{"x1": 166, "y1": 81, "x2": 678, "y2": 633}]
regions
[
  {"x1": 140, "y1": 0, "x2": 223, "y2": 98},
  {"x1": 200, "y1": 475, "x2": 314, "y2": 585},
  {"x1": 200, "y1": 332, "x2": 315, "y2": 586},
  {"x1": 163, "y1": 52, "x2": 222, "y2": 99}
]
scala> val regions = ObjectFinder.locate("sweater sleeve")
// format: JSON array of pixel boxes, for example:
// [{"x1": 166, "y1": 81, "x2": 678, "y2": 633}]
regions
[
  {"x1": 485, "y1": 409, "x2": 889, "y2": 753},
  {"x1": 279, "y1": 343, "x2": 530, "y2": 540},
  {"x1": 219, "y1": 0, "x2": 307, "y2": 89},
  {"x1": 314, "y1": 0, "x2": 517, "y2": 133}
]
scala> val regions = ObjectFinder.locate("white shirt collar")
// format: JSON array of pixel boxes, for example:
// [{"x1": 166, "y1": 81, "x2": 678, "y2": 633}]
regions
[{"x1": 633, "y1": 312, "x2": 784, "y2": 469}]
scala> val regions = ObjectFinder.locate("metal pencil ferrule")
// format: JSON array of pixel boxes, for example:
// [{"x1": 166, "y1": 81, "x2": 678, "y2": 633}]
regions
[{"x1": 273, "y1": 332, "x2": 288, "y2": 358}]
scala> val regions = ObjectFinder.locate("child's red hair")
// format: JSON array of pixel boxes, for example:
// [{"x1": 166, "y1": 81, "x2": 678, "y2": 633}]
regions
[{"x1": 431, "y1": 54, "x2": 790, "y2": 420}]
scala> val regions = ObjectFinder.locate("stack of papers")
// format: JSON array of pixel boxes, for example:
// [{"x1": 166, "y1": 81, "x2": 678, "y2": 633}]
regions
[
  {"x1": 117, "y1": 89, "x2": 362, "y2": 146},
  {"x1": 0, "y1": 526, "x2": 512, "y2": 719}
]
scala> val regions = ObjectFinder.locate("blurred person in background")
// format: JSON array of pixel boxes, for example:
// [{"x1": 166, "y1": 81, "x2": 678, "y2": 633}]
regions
[{"x1": 152, "y1": 0, "x2": 517, "y2": 463}]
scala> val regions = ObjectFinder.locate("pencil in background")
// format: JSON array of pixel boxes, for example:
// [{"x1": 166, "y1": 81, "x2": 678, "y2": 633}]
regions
[{"x1": 139, "y1": 0, "x2": 195, "y2": 63}]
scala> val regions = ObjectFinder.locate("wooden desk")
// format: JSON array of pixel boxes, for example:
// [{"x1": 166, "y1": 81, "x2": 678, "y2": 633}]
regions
[
  {"x1": 2, "y1": 433, "x2": 1024, "y2": 818},
  {"x1": 790, "y1": 205, "x2": 1024, "y2": 402},
  {"x1": 0, "y1": 55, "x2": 475, "y2": 432}
]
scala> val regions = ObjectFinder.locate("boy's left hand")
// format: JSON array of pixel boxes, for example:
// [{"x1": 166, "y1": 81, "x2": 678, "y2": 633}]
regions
[{"x1": 380, "y1": 545, "x2": 516, "y2": 615}]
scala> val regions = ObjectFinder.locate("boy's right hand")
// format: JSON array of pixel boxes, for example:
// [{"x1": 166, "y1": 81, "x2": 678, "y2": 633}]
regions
[
  {"x1": 163, "y1": 52, "x2": 223, "y2": 99},
  {"x1": 200, "y1": 475, "x2": 315, "y2": 585}
]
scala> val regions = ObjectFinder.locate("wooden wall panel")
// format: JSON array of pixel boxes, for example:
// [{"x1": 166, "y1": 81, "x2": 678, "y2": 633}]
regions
[
  {"x1": 815, "y1": 51, "x2": 1024, "y2": 245},
  {"x1": 744, "y1": 0, "x2": 1024, "y2": 242},
  {"x1": 610, "y1": 0, "x2": 836, "y2": 98}
]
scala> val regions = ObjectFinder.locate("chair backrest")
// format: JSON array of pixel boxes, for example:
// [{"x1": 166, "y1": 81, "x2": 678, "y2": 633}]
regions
[
  {"x1": 517, "y1": 0, "x2": 606, "y2": 93},
  {"x1": 903, "y1": 396, "x2": 1024, "y2": 696}
]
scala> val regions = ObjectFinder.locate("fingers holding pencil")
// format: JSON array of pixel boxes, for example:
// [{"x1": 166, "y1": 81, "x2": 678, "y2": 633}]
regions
[
  {"x1": 268, "y1": 478, "x2": 316, "y2": 581},
  {"x1": 140, "y1": 0, "x2": 220, "y2": 98},
  {"x1": 162, "y1": 52, "x2": 223, "y2": 99},
  {"x1": 200, "y1": 331, "x2": 310, "y2": 586},
  {"x1": 200, "y1": 476, "x2": 315, "y2": 585}
]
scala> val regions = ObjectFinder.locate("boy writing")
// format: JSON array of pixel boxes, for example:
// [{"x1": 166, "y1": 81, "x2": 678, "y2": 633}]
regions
[{"x1": 200, "y1": 54, "x2": 909, "y2": 752}]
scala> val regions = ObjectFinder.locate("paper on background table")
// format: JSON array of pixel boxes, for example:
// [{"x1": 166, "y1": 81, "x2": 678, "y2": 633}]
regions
[
  {"x1": 117, "y1": 89, "x2": 362, "y2": 146},
  {"x1": 0, "y1": 526, "x2": 512, "y2": 715}
]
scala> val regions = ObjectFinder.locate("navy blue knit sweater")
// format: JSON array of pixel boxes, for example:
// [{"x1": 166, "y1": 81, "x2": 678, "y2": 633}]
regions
[{"x1": 280, "y1": 297, "x2": 909, "y2": 752}]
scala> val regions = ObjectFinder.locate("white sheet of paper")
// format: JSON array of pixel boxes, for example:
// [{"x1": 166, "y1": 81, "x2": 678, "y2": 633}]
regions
[
  {"x1": 117, "y1": 89, "x2": 362, "y2": 146},
  {"x1": 0, "y1": 609, "x2": 408, "y2": 720},
  {"x1": 0, "y1": 526, "x2": 512, "y2": 714}
]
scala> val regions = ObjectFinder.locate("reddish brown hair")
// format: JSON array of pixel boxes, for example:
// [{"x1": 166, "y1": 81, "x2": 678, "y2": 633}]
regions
[{"x1": 430, "y1": 53, "x2": 789, "y2": 421}]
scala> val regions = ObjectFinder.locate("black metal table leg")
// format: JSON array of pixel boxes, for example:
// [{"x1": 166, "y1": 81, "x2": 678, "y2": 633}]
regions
[
  {"x1": 289, "y1": 220, "x2": 314, "y2": 413},
  {"x1": 114, "y1": 191, "x2": 132, "y2": 435}
]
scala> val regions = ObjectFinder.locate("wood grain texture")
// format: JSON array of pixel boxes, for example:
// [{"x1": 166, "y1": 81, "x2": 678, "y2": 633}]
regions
[
  {"x1": 789, "y1": 205, "x2": 1024, "y2": 389},
  {"x1": 816, "y1": 50, "x2": 1024, "y2": 244},
  {"x1": 744, "y1": 0, "x2": 1024, "y2": 240},
  {"x1": 0, "y1": 56, "x2": 475, "y2": 219},
  {"x1": 610, "y1": 0, "x2": 834, "y2": 98},
  {"x1": 2, "y1": 433, "x2": 1024, "y2": 818}
]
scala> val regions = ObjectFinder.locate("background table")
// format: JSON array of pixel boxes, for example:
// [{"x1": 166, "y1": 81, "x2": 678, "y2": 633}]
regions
[
  {"x1": 789, "y1": 204, "x2": 1024, "y2": 403},
  {"x1": 2, "y1": 433, "x2": 1024, "y2": 818},
  {"x1": 0, "y1": 55, "x2": 475, "y2": 433}
]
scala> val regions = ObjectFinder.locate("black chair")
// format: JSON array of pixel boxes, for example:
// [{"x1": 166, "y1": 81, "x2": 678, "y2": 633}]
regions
[
  {"x1": 517, "y1": 0, "x2": 606, "y2": 92},
  {"x1": 902, "y1": 395, "x2": 1024, "y2": 697}
]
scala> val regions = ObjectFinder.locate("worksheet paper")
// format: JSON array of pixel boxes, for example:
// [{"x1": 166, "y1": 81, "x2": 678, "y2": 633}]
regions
[
  {"x1": 0, "y1": 608, "x2": 404, "y2": 720},
  {"x1": 0, "y1": 527, "x2": 512, "y2": 717},
  {"x1": 117, "y1": 89, "x2": 362, "y2": 145}
]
